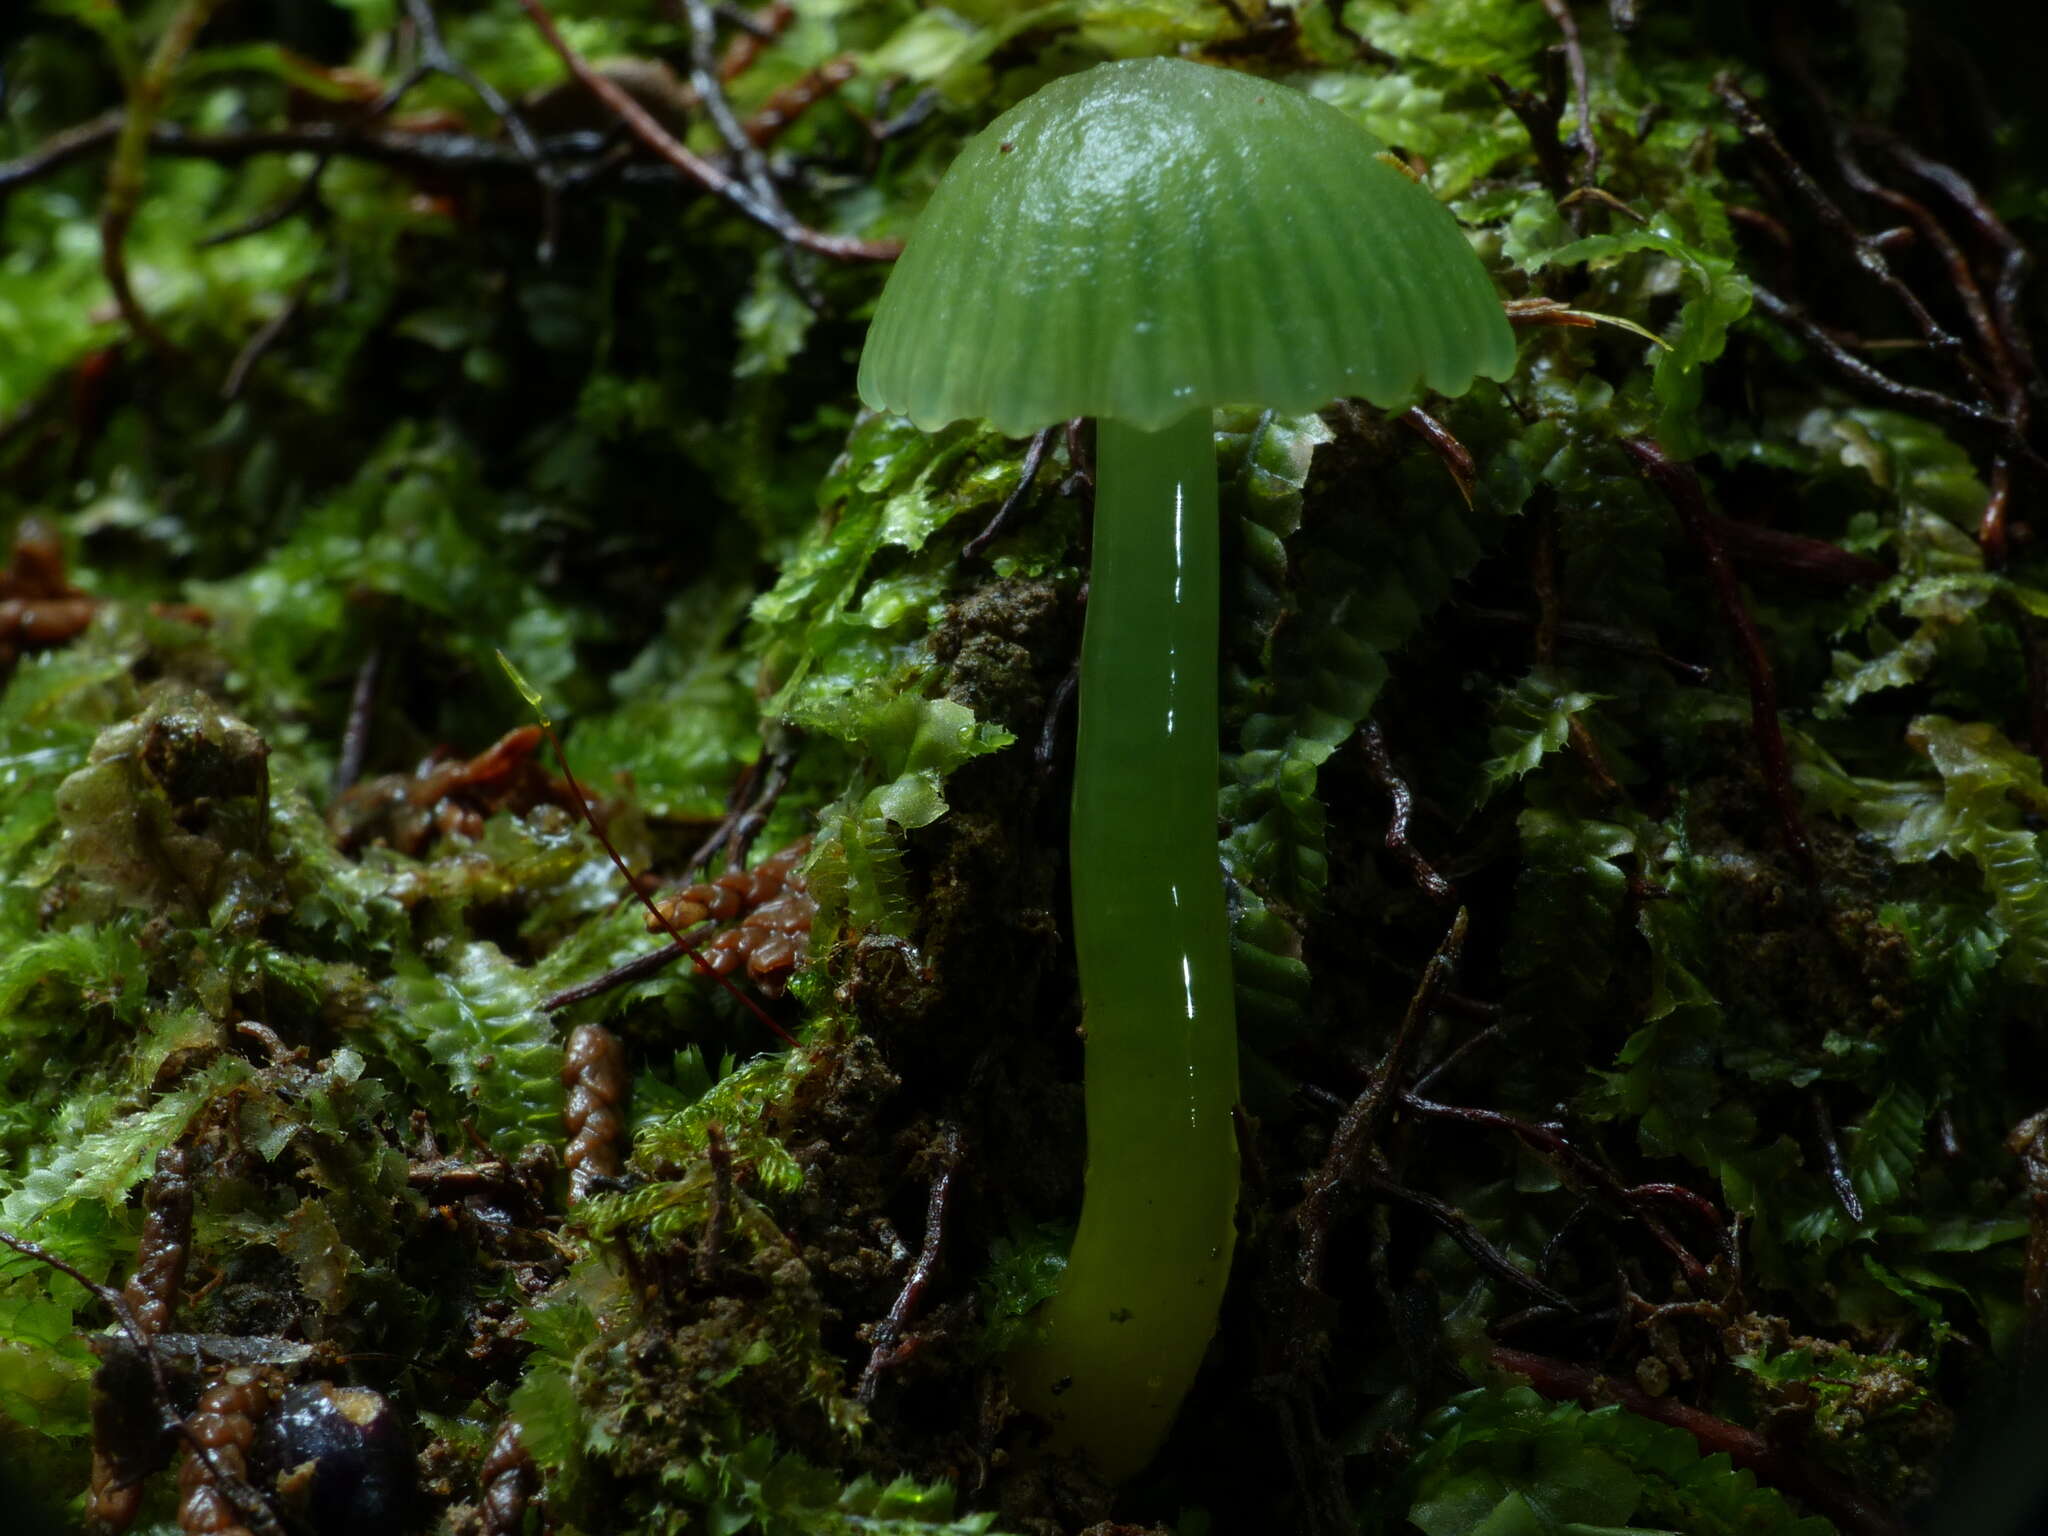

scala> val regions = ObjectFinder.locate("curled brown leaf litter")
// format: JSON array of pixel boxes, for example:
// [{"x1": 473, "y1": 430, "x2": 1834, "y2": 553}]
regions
[
  {"x1": 646, "y1": 834, "x2": 815, "y2": 997},
  {"x1": 177, "y1": 1371, "x2": 273, "y2": 1536},
  {"x1": 0, "y1": 516, "x2": 98, "y2": 666},
  {"x1": 326, "y1": 723, "x2": 586, "y2": 855},
  {"x1": 563, "y1": 1022, "x2": 630, "y2": 1203},
  {"x1": 121, "y1": 1144, "x2": 195, "y2": 1341}
]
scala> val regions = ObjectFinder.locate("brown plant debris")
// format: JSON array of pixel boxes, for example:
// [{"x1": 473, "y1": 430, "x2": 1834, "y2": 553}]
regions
[
  {"x1": 326, "y1": 723, "x2": 583, "y2": 855},
  {"x1": 645, "y1": 834, "x2": 816, "y2": 996},
  {"x1": 563, "y1": 1022, "x2": 631, "y2": 1203}
]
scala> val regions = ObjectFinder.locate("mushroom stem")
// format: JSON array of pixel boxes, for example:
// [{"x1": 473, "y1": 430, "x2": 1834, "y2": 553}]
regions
[{"x1": 1012, "y1": 410, "x2": 1240, "y2": 1481}]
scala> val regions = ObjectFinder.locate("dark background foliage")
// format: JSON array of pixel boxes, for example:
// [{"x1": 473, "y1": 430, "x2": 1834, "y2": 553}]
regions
[{"x1": 2, "y1": 0, "x2": 2046, "y2": 1532}]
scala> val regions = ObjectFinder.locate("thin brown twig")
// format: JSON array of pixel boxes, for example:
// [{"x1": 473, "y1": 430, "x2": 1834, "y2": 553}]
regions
[
  {"x1": 1365, "y1": 1172, "x2": 1571, "y2": 1309},
  {"x1": 867, "y1": 85, "x2": 941, "y2": 146},
  {"x1": 1296, "y1": 910, "x2": 1467, "y2": 1296},
  {"x1": 1715, "y1": 74, "x2": 1966, "y2": 370},
  {"x1": 1564, "y1": 189, "x2": 1645, "y2": 228},
  {"x1": 1824, "y1": 140, "x2": 2013, "y2": 414},
  {"x1": 403, "y1": 0, "x2": 560, "y2": 256},
  {"x1": 525, "y1": 709, "x2": 795, "y2": 1042},
  {"x1": 332, "y1": 641, "x2": 383, "y2": 798},
  {"x1": 1708, "y1": 514, "x2": 1892, "y2": 587},
  {"x1": 1872, "y1": 132, "x2": 2041, "y2": 405},
  {"x1": 405, "y1": 0, "x2": 549, "y2": 173},
  {"x1": 0, "y1": 1227, "x2": 285, "y2": 1536},
  {"x1": 1811, "y1": 1093, "x2": 1865, "y2": 1224},
  {"x1": 1981, "y1": 458, "x2": 2013, "y2": 568},
  {"x1": 1411, "y1": 1016, "x2": 1514, "y2": 1096},
  {"x1": 682, "y1": 748, "x2": 794, "y2": 876},
  {"x1": 541, "y1": 934, "x2": 704, "y2": 1012},
  {"x1": 1358, "y1": 721, "x2": 1454, "y2": 903},
  {"x1": 198, "y1": 161, "x2": 331, "y2": 247},
  {"x1": 200, "y1": 0, "x2": 558, "y2": 255},
  {"x1": 743, "y1": 56, "x2": 860, "y2": 148},
  {"x1": 1458, "y1": 605, "x2": 1712, "y2": 681},
  {"x1": 726, "y1": 749, "x2": 795, "y2": 871},
  {"x1": 1035, "y1": 663, "x2": 1079, "y2": 780},
  {"x1": 1794, "y1": 58, "x2": 2038, "y2": 460},
  {"x1": 672, "y1": 0, "x2": 793, "y2": 231},
  {"x1": 2, "y1": 117, "x2": 503, "y2": 193},
  {"x1": 220, "y1": 280, "x2": 307, "y2": 401},
  {"x1": 717, "y1": 0, "x2": 795, "y2": 78},
  {"x1": 1488, "y1": 63, "x2": 1573, "y2": 209},
  {"x1": 0, "y1": 108, "x2": 121, "y2": 195},
  {"x1": 1750, "y1": 283, "x2": 2015, "y2": 443},
  {"x1": 1399, "y1": 405, "x2": 1476, "y2": 509},
  {"x1": 1403, "y1": 1092, "x2": 1722, "y2": 1291},
  {"x1": 517, "y1": 0, "x2": 897, "y2": 262},
  {"x1": 964, "y1": 427, "x2": 1054, "y2": 559},
  {"x1": 859, "y1": 1125, "x2": 962, "y2": 1400}
]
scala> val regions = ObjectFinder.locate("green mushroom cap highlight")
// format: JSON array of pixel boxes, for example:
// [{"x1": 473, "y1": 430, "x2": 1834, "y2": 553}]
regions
[
  {"x1": 858, "y1": 55, "x2": 1514, "y2": 1483},
  {"x1": 858, "y1": 54, "x2": 1516, "y2": 435}
]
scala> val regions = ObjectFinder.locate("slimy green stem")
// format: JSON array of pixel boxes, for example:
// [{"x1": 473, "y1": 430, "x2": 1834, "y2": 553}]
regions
[
  {"x1": 1009, "y1": 410, "x2": 1240, "y2": 1482},
  {"x1": 857, "y1": 57, "x2": 1518, "y2": 1483}
]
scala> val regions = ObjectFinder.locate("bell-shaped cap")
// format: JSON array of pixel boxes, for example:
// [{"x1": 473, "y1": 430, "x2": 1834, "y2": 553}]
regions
[{"x1": 859, "y1": 56, "x2": 1516, "y2": 436}]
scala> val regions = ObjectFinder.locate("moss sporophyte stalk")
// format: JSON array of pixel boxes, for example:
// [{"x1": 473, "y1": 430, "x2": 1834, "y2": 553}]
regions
[{"x1": 858, "y1": 56, "x2": 1515, "y2": 1480}]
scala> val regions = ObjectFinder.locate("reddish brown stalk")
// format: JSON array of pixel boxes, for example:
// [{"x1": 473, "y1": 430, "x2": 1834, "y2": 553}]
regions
[
  {"x1": 964, "y1": 427, "x2": 1055, "y2": 559},
  {"x1": 1708, "y1": 514, "x2": 1891, "y2": 587},
  {"x1": 1716, "y1": 75, "x2": 1964, "y2": 369},
  {"x1": 1399, "y1": 405, "x2": 1476, "y2": 508},
  {"x1": 1489, "y1": 62, "x2": 1573, "y2": 209}
]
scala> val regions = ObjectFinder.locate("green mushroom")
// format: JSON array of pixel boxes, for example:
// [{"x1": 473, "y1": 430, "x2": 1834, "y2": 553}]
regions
[{"x1": 858, "y1": 56, "x2": 1515, "y2": 1480}]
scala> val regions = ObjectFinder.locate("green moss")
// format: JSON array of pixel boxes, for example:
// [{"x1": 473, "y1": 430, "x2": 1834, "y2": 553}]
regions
[{"x1": 0, "y1": 0, "x2": 2040, "y2": 1528}]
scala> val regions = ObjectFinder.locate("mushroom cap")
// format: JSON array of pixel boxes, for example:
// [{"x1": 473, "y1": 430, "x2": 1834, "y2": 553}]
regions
[{"x1": 858, "y1": 56, "x2": 1517, "y2": 436}]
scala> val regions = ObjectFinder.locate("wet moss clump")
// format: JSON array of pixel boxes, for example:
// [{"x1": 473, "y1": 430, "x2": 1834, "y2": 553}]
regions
[{"x1": 2, "y1": 0, "x2": 2046, "y2": 1532}]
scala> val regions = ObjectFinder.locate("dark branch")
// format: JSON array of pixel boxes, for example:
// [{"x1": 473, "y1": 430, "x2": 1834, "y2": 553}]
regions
[
  {"x1": 518, "y1": 0, "x2": 896, "y2": 262},
  {"x1": 1358, "y1": 720, "x2": 1455, "y2": 903},
  {"x1": 1296, "y1": 911, "x2": 1467, "y2": 1296},
  {"x1": 1624, "y1": 438, "x2": 1813, "y2": 881}
]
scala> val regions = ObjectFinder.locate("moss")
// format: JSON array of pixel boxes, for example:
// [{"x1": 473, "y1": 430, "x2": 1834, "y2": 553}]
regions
[
  {"x1": 54, "y1": 685, "x2": 279, "y2": 927},
  {"x1": 0, "y1": 0, "x2": 2044, "y2": 1530}
]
